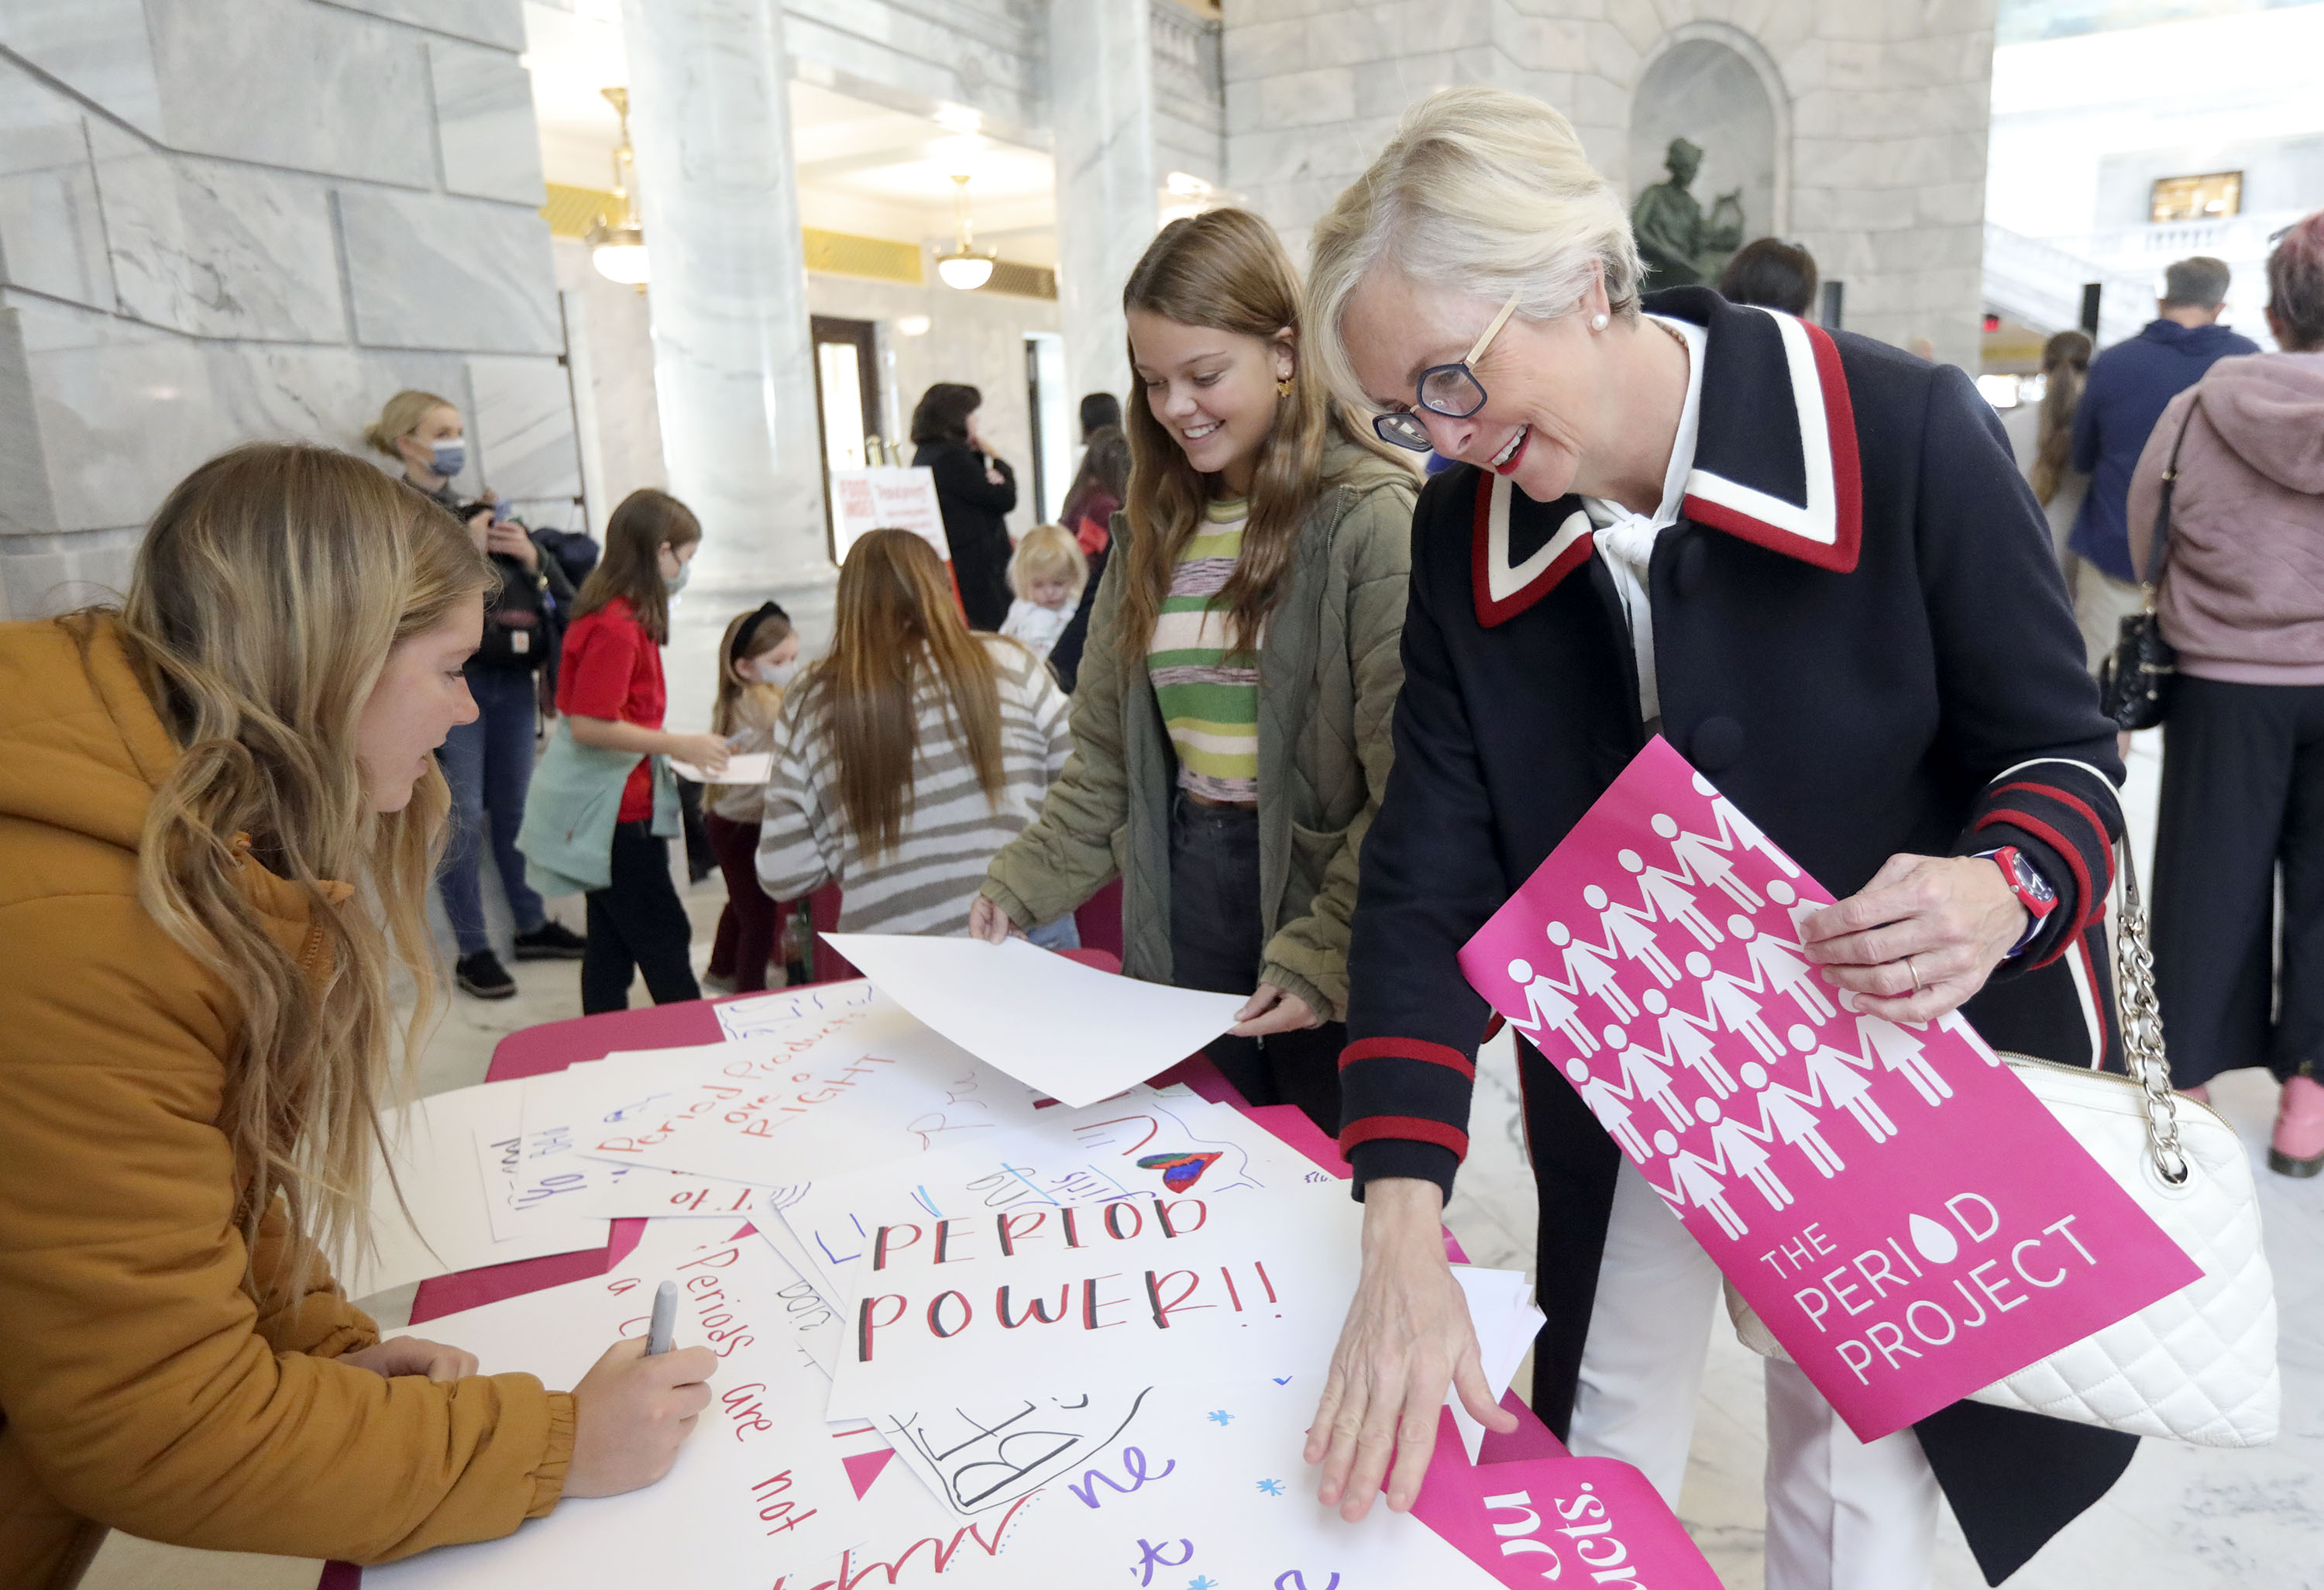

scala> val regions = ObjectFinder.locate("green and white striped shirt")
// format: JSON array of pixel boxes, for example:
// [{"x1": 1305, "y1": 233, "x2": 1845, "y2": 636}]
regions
[{"x1": 1150, "y1": 498, "x2": 1260, "y2": 805}]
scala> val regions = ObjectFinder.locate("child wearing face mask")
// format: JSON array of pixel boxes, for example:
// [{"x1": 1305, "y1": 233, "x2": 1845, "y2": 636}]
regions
[
  {"x1": 517, "y1": 489, "x2": 731, "y2": 1014},
  {"x1": 999, "y1": 523, "x2": 1088, "y2": 669},
  {"x1": 702, "y1": 603, "x2": 800, "y2": 993}
]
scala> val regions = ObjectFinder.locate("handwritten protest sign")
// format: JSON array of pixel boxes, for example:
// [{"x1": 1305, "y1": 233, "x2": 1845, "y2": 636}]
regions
[
  {"x1": 1456, "y1": 736, "x2": 2201, "y2": 1440},
  {"x1": 1009, "y1": 1375, "x2": 1500, "y2": 1588},
  {"x1": 573, "y1": 996, "x2": 1043, "y2": 1189},
  {"x1": 823, "y1": 1182, "x2": 1367, "y2": 1420},
  {"x1": 769, "y1": 1086, "x2": 1330, "y2": 1299},
  {"x1": 363, "y1": 1222, "x2": 871, "y2": 1589}
]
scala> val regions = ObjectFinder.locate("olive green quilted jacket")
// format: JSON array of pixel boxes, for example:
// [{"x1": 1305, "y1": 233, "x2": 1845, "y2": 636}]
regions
[{"x1": 980, "y1": 442, "x2": 1415, "y2": 1022}]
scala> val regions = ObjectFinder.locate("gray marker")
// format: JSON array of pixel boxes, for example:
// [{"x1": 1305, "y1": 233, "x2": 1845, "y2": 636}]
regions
[{"x1": 645, "y1": 1280, "x2": 678, "y2": 1356}]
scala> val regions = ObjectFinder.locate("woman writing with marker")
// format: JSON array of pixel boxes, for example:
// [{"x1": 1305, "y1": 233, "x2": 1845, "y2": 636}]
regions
[{"x1": 0, "y1": 447, "x2": 715, "y2": 1586}]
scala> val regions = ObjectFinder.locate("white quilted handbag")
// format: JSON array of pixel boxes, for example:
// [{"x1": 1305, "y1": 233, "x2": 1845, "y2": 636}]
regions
[{"x1": 1731, "y1": 843, "x2": 2280, "y2": 1447}]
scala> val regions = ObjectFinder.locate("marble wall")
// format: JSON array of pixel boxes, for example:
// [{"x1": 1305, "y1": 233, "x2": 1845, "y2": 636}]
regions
[
  {"x1": 0, "y1": 0, "x2": 579, "y2": 616},
  {"x1": 1220, "y1": 0, "x2": 1999, "y2": 370}
]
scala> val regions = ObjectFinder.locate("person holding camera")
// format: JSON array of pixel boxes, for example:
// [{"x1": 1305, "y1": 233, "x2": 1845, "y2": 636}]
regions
[{"x1": 363, "y1": 391, "x2": 586, "y2": 997}]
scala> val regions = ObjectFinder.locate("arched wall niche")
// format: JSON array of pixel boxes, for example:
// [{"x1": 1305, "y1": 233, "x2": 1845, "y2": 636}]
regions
[{"x1": 1628, "y1": 22, "x2": 1793, "y2": 252}]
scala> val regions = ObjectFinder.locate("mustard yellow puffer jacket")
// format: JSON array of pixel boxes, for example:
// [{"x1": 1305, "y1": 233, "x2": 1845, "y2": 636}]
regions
[{"x1": 0, "y1": 616, "x2": 573, "y2": 1589}]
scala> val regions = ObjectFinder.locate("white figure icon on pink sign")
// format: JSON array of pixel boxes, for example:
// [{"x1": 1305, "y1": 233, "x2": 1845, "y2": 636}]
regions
[
  {"x1": 1650, "y1": 1127, "x2": 1750, "y2": 1240},
  {"x1": 1728, "y1": 913, "x2": 1836, "y2": 1026},
  {"x1": 1505, "y1": 957, "x2": 1600, "y2": 1055},
  {"x1": 1618, "y1": 848, "x2": 1724, "y2": 948},
  {"x1": 1566, "y1": 1057, "x2": 1653, "y2": 1163},
  {"x1": 1738, "y1": 1058, "x2": 1846, "y2": 1177},
  {"x1": 1652, "y1": 810, "x2": 1764, "y2": 910},
  {"x1": 1791, "y1": 1023, "x2": 1898, "y2": 1143},
  {"x1": 1765, "y1": 877, "x2": 1820, "y2": 941},
  {"x1": 1640, "y1": 986, "x2": 1734, "y2": 1097},
  {"x1": 1855, "y1": 1013, "x2": 1955, "y2": 1105},
  {"x1": 1546, "y1": 921, "x2": 1638, "y2": 1021},
  {"x1": 1604, "y1": 1022, "x2": 1693, "y2": 1131},
  {"x1": 1695, "y1": 1095, "x2": 1792, "y2": 1210},
  {"x1": 1584, "y1": 882, "x2": 1679, "y2": 987},
  {"x1": 1683, "y1": 950, "x2": 1784, "y2": 1060}
]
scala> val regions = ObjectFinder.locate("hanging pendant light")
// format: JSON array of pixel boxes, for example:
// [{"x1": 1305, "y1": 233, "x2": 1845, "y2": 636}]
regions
[
  {"x1": 588, "y1": 87, "x2": 649, "y2": 288},
  {"x1": 933, "y1": 173, "x2": 996, "y2": 291}
]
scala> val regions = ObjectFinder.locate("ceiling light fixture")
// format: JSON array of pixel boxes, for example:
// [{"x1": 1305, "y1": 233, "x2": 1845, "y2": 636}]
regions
[
  {"x1": 933, "y1": 173, "x2": 996, "y2": 291},
  {"x1": 587, "y1": 86, "x2": 649, "y2": 288}
]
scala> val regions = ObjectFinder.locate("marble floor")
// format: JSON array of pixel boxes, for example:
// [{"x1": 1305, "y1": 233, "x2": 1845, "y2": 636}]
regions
[{"x1": 82, "y1": 731, "x2": 2324, "y2": 1588}]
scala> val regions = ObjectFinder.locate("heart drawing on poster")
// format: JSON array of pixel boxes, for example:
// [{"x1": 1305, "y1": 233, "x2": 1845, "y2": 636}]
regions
[{"x1": 1138, "y1": 1151, "x2": 1224, "y2": 1191}]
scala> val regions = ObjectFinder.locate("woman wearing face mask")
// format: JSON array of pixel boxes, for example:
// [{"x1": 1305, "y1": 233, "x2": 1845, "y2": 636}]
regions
[
  {"x1": 702, "y1": 603, "x2": 800, "y2": 994},
  {"x1": 517, "y1": 489, "x2": 730, "y2": 1013},
  {"x1": 1298, "y1": 88, "x2": 2126, "y2": 1588},
  {"x1": 365, "y1": 390, "x2": 586, "y2": 1000},
  {"x1": 970, "y1": 208, "x2": 1418, "y2": 1134},
  {"x1": 0, "y1": 447, "x2": 716, "y2": 1586}
]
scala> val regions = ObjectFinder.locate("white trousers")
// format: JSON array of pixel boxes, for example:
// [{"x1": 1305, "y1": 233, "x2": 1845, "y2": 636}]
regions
[{"x1": 1566, "y1": 1160, "x2": 1941, "y2": 1590}]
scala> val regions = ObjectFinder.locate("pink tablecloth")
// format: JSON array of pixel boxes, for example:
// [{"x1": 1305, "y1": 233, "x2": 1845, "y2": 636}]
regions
[{"x1": 325, "y1": 968, "x2": 1561, "y2": 1585}]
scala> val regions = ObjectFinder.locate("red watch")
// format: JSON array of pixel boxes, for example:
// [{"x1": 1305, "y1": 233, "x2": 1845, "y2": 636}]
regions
[{"x1": 1977, "y1": 845, "x2": 2056, "y2": 957}]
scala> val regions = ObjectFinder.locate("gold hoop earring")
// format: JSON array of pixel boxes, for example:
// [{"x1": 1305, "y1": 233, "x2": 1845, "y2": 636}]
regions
[{"x1": 1276, "y1": 375, "x2": 1294, "y2": 398}]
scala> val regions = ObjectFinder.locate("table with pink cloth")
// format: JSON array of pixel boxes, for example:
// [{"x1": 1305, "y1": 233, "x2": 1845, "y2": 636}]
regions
[{"x1": 321, "y1": 959, "x2": 1563, "y2": 1586}]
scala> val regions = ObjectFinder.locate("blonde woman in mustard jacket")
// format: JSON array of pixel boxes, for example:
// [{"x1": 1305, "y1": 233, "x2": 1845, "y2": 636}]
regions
[{"x1": 0, "y1": 446, "x2": 714, "y2": 1588}]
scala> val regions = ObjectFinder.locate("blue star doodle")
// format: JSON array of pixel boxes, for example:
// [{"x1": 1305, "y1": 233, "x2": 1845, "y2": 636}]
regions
[
  {"x1": 1207, "y1": 1409, "x2": 1234, "y2": 1426},
  {"x1": 1189, "y1": 1579, "x2": 1219, "y2": 1590},
  {"x1": 1257, "y1": 1478, "x2": 1286, "y2": 1496}
]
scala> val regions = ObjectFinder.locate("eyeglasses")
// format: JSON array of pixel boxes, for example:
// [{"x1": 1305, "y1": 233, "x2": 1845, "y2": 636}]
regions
[{"x1": 1372, "y1": 287, "x2": 1525, "y2": 452}]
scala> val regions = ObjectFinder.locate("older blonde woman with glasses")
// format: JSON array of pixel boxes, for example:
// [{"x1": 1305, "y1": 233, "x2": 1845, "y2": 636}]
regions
[{"x1": 1301, "y1": 88, "x2": 2131, "y2": 1590}]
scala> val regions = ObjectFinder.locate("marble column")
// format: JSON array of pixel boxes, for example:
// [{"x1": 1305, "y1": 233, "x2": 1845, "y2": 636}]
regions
[
  {"x1": 1048, "y1": 0, "x2": 1159, "y2": 422},
  {"x1": 620, "y1": 0, "x2": 825, "y2": 596}
]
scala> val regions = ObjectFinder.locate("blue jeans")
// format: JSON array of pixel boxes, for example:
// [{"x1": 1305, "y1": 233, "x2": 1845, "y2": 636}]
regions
[{"x1": 438, "y1": 665, "x2": 547, "y2": 954}]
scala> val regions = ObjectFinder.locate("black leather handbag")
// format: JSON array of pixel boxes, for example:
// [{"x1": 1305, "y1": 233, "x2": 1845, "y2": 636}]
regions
[{"x1": 2098, "y1": 398, "x2": 2201, "y2": 731}]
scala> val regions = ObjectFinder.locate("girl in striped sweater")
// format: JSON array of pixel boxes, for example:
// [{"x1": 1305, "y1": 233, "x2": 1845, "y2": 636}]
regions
[{"x1": 756, "y1": 530, "x2": 1074, "y2": 940}]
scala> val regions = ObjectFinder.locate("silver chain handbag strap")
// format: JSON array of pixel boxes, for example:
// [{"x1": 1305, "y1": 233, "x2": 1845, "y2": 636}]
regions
[{"x1": 2113, "y1": 838, "x2": 2189, "y2": 1185}]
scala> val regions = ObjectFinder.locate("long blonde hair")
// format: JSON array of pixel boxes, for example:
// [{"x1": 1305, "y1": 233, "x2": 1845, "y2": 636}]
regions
[
  {"x1": 800, "y1": 530, "x2": 1004, "y2": 861},
  {"x1": 361, "y1": 389, "x2": 455, "y2": 459},
  {"x1": 2031, "y1": 330, "x2": 2092, "y2": 507},
  {"x1": 109, "y1": 443, "x2": 496, "y2": 1285},
  {"x1": 1116, "y1": 208, "x2": 1404, "y2": 665}
]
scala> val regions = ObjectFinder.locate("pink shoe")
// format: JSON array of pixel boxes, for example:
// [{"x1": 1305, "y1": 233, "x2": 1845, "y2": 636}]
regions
[{"x1": 2269, "y1": 1074, "x2": 2324, "y2": 1179}]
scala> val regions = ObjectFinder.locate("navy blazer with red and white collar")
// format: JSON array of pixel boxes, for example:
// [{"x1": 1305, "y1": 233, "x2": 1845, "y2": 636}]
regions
[{"x1": 1339, "y1": 287, "x2": 2127, "y2": 1198}]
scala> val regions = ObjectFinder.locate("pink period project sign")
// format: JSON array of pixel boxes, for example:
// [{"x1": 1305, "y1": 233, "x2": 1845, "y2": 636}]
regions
[{"x1": 1456, "y1": 738, "x2": 2201, "y2": 1440}]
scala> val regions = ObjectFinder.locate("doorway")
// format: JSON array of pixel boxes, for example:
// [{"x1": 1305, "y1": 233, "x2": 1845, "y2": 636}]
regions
[
  {"x1": 1024, "y1": 331, "x2": 1071, "y2": 524},
  {"x1": 811, "y1": 316, "x2": 882, "y2": 554}
]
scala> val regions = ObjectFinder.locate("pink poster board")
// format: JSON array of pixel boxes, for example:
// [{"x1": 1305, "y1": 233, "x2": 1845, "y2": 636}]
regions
[
  {"x1": 1414, "y1": 1408, "x2": 1723, "y2": 1589},
  {"x1": 1456, "y1": 737, "x2": 2200, "y2": 1440}
]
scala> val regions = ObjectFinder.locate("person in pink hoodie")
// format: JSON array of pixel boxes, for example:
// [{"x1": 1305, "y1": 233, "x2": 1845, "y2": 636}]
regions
[{"x1": 2129, "y1": 209, "x2": 2324, "y2": 1176}]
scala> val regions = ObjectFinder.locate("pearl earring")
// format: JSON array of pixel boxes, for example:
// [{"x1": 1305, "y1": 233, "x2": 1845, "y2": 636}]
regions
[{"x1": 1590, "y1": 312, "x2": 1610, "y2": 332}]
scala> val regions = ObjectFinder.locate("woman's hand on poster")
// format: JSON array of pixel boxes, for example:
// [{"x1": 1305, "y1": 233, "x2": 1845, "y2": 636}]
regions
[
  {"x1": 967, "y1": 894, "x2": 1026, "y2": 945},
  {"x1": 1229, "y1": 982, "x2": 1321, "y2": 1038},
  {"x1": 342, "y1": 1335, "x2": 479, "y2": 1383},
  {"x1": 1307, "y1": 1178, "x2": 1516, "y2": 1521},
  {"x1": 485, "y1": 518, "x2": 539, "y2": 570},
  {"x1": 1799, "y1": 852, "x2": 2029, "y2": 1022}
]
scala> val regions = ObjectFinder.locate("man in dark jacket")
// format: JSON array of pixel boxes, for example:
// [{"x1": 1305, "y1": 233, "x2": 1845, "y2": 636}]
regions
[{"x1": 2065, "y1": 256, "x2": 2259, "y2": 669}]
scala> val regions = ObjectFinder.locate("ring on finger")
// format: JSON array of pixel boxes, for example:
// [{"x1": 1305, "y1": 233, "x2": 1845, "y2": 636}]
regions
[{"x1": 1906, "y1": 954, "x2": 1923, "y2": 994}]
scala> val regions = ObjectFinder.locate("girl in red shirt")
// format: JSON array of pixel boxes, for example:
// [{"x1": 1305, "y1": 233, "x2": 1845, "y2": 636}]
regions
[{"x1": 557, "y1": 490, "x2": 731, "y2": 1011}]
